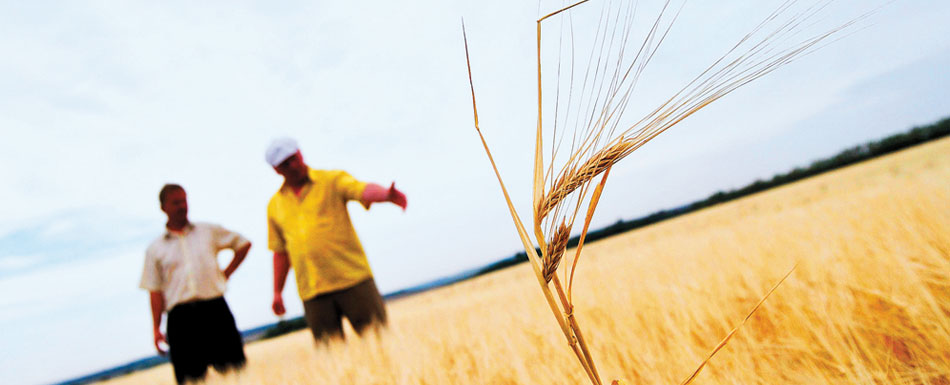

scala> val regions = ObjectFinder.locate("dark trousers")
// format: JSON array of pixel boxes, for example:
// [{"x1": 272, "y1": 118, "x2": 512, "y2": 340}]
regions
[
  {"x1": 167, "y1": 296, "x2": 246, "y2": 384},
  {"x1": 303, "y1": 278, "x2": 388, "y2": 341}
]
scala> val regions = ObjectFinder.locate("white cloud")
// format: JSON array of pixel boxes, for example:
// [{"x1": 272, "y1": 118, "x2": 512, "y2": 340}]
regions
[{"x1": 0, "y1": 255, "x2": 38, "y2": 272}]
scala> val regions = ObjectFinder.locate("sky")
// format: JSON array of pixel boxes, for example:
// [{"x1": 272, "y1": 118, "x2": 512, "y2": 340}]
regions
[{"x1": 1, "y1": 1, "x2": 949, "y2": 384}]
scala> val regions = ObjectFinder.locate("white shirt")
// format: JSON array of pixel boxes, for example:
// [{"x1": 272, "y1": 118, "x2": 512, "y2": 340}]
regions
[{"x1": 139, "y1": 222, "x2": 250, "y2": 311}]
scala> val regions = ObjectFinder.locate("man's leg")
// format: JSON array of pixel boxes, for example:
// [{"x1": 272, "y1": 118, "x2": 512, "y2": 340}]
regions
[
  {"x1": 336, "y1": 278, "x2": 388, "y2": 335},
  {"x1": 203, "y1": 297, "x2": 247, "y2": 373},
  {"x1": 167, "y1": 304, "x2": 209, "y2": 384},
  {"x1": 302, "y1": 293, "x2": 344, "y2": 341}
]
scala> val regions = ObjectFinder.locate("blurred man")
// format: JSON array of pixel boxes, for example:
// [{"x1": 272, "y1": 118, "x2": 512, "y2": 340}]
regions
[
  {"x1": 265, "y1": 137, "x2": 407, "y2": 341},
  {"x1": 139, "y1": 184, "x2": 251, "y2": 384}
]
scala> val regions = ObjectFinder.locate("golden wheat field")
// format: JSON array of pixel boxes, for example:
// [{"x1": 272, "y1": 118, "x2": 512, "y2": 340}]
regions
[{"x1": 106, "y1": 137, "x2": 950, "y2": 385}]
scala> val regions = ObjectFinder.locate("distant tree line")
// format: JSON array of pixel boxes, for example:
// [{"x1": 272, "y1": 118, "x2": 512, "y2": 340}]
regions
[
  {"x1": 474, "y1": 116, "x2": 950, "y2": 273},
  {"x1": 261, "y1": 318, "x2": 309, "y2": 339},
  {"x1": 692, "y1": 116, "x2": 950, "y2": 209}
]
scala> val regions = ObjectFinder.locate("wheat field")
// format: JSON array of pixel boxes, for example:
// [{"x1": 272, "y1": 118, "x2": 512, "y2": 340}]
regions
[{"x1": 105, "y1": 137, "x2": 950, "y2": 384}]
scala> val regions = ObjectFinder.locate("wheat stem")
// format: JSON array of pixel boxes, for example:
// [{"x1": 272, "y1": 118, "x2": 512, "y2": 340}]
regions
[
  {"x1": 568, "y1": 165, "x2": 611, "y2": 302},
  {"x1": 553, "y1": 276, "x2": 603, "y2": 385},
  {"x1": 463, "y1": 20, "x2": 575, "y2": 346},
  {"x1": 679, "y1": 264, "x2": 799, "y2": 385}
]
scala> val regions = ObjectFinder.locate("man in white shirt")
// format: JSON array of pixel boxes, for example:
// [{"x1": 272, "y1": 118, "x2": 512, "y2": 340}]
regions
[{"x1": 139, "y1": 184, "x2": 252, "y2": 384}]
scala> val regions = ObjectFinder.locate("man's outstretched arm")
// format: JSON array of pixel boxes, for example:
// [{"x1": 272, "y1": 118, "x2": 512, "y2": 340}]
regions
[
  {"x1": 272, "y1": 251, "x2": 290, "y2": 316},
  {"x1": 361, "y1": 182, "x2": 407, "y2": 210}
]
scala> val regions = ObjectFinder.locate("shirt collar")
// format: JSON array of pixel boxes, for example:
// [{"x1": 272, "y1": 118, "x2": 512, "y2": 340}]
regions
[
  {"x1": 280, "y1": 168, "x2": 315, "y2": 196},
  {"x1": 163, "y1": 222, "x2": 195, "y2": 240}
]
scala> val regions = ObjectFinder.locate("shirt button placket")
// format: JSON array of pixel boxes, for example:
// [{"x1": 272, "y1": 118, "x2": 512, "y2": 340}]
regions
[{"x1": 178, "y1": 235, "x2": 196, "y2": 299}]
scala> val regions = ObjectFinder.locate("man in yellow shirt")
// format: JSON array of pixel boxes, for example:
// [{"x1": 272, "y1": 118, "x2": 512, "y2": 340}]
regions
[{"x1": 265, "y1": 137, "x2": 407, "y2": 341}]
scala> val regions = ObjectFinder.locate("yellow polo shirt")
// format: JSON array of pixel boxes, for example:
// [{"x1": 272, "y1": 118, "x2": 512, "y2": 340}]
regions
[{"x1": 267, "y1": 168, "x2": 372, "y2": 301}]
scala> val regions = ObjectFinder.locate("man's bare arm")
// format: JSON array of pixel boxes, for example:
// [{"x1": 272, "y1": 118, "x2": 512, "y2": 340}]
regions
[
  {"x1": 360, "y1": 182, "x2": 407, "y2": 210},
  {"x1": 149, "y1": 291, "x2": 167, "y2": 355},
  {"x1": 272, "y1": 251, "x2": 290, "y2": 316},
  {"x1": 223, "y1": 242, "x2": 251, "y2": 279}
]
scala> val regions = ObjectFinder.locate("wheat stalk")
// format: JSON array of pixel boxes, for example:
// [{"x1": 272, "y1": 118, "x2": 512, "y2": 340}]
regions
[{"x1": 464, "y1": 1, "x2": 875, "y2": 383}]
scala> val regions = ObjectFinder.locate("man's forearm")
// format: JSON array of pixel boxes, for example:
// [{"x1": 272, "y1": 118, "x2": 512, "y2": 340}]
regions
[
  {"x1": 360, "y1": 183, "x2": 387, "y2": 207},
  {"x1": 149, "y1": 291, "x2": 165, "y2": 331},
  {"x1": 360, "y1": 182, "x2": 407, "y2": 210},
  {"x1": 224, "y1": 242, "x2": 251, "y2": 279},
  {"x1": 273, "y1": 252, "x2": 290, "y2": 294}
]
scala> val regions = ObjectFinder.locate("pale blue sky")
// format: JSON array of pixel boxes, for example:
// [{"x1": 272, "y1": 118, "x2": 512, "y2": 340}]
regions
[{"x1": 1, "y1": 1, "x2": 948, "y2": 384}]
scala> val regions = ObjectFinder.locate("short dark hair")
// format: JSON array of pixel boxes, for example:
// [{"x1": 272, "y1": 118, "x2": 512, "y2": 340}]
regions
[{"x1": 158, "y1": 184, "x2": 184, "y2": 205}]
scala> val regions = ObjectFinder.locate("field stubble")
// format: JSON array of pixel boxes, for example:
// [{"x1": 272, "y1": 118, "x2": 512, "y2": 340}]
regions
[{"x1": 108, "y1": 138, "x2": 950, "y2": 384}]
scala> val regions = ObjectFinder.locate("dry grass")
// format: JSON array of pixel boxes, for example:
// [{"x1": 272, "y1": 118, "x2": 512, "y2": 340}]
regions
[{"x1": 104, "y1": 137, "x2": 950, "y2": 384}]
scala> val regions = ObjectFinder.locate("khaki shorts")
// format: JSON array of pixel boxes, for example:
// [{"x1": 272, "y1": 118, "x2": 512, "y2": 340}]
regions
[{"x1": 302, "y1": 278, "x2": 387, "y2": 340}]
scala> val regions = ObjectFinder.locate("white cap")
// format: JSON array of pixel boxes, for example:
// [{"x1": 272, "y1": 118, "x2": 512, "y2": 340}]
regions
[{"x1": 265, "y1": 137, "x2": 299, "y2": 167}]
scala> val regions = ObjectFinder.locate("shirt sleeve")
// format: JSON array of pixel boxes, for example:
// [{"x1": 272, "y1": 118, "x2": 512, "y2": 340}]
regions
[
  {"x1": 334, "y1": 170, "x2": 368, "y2": 202},
  {"x1": 139, "y1": 246, "x2": 163, "y2": 292},
  {"x1": 267, "y1": 202, "x2": 287, "y2": 254},
  {"x1": 210, "y1": 223, "x2": 250, "y2": 252}
]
